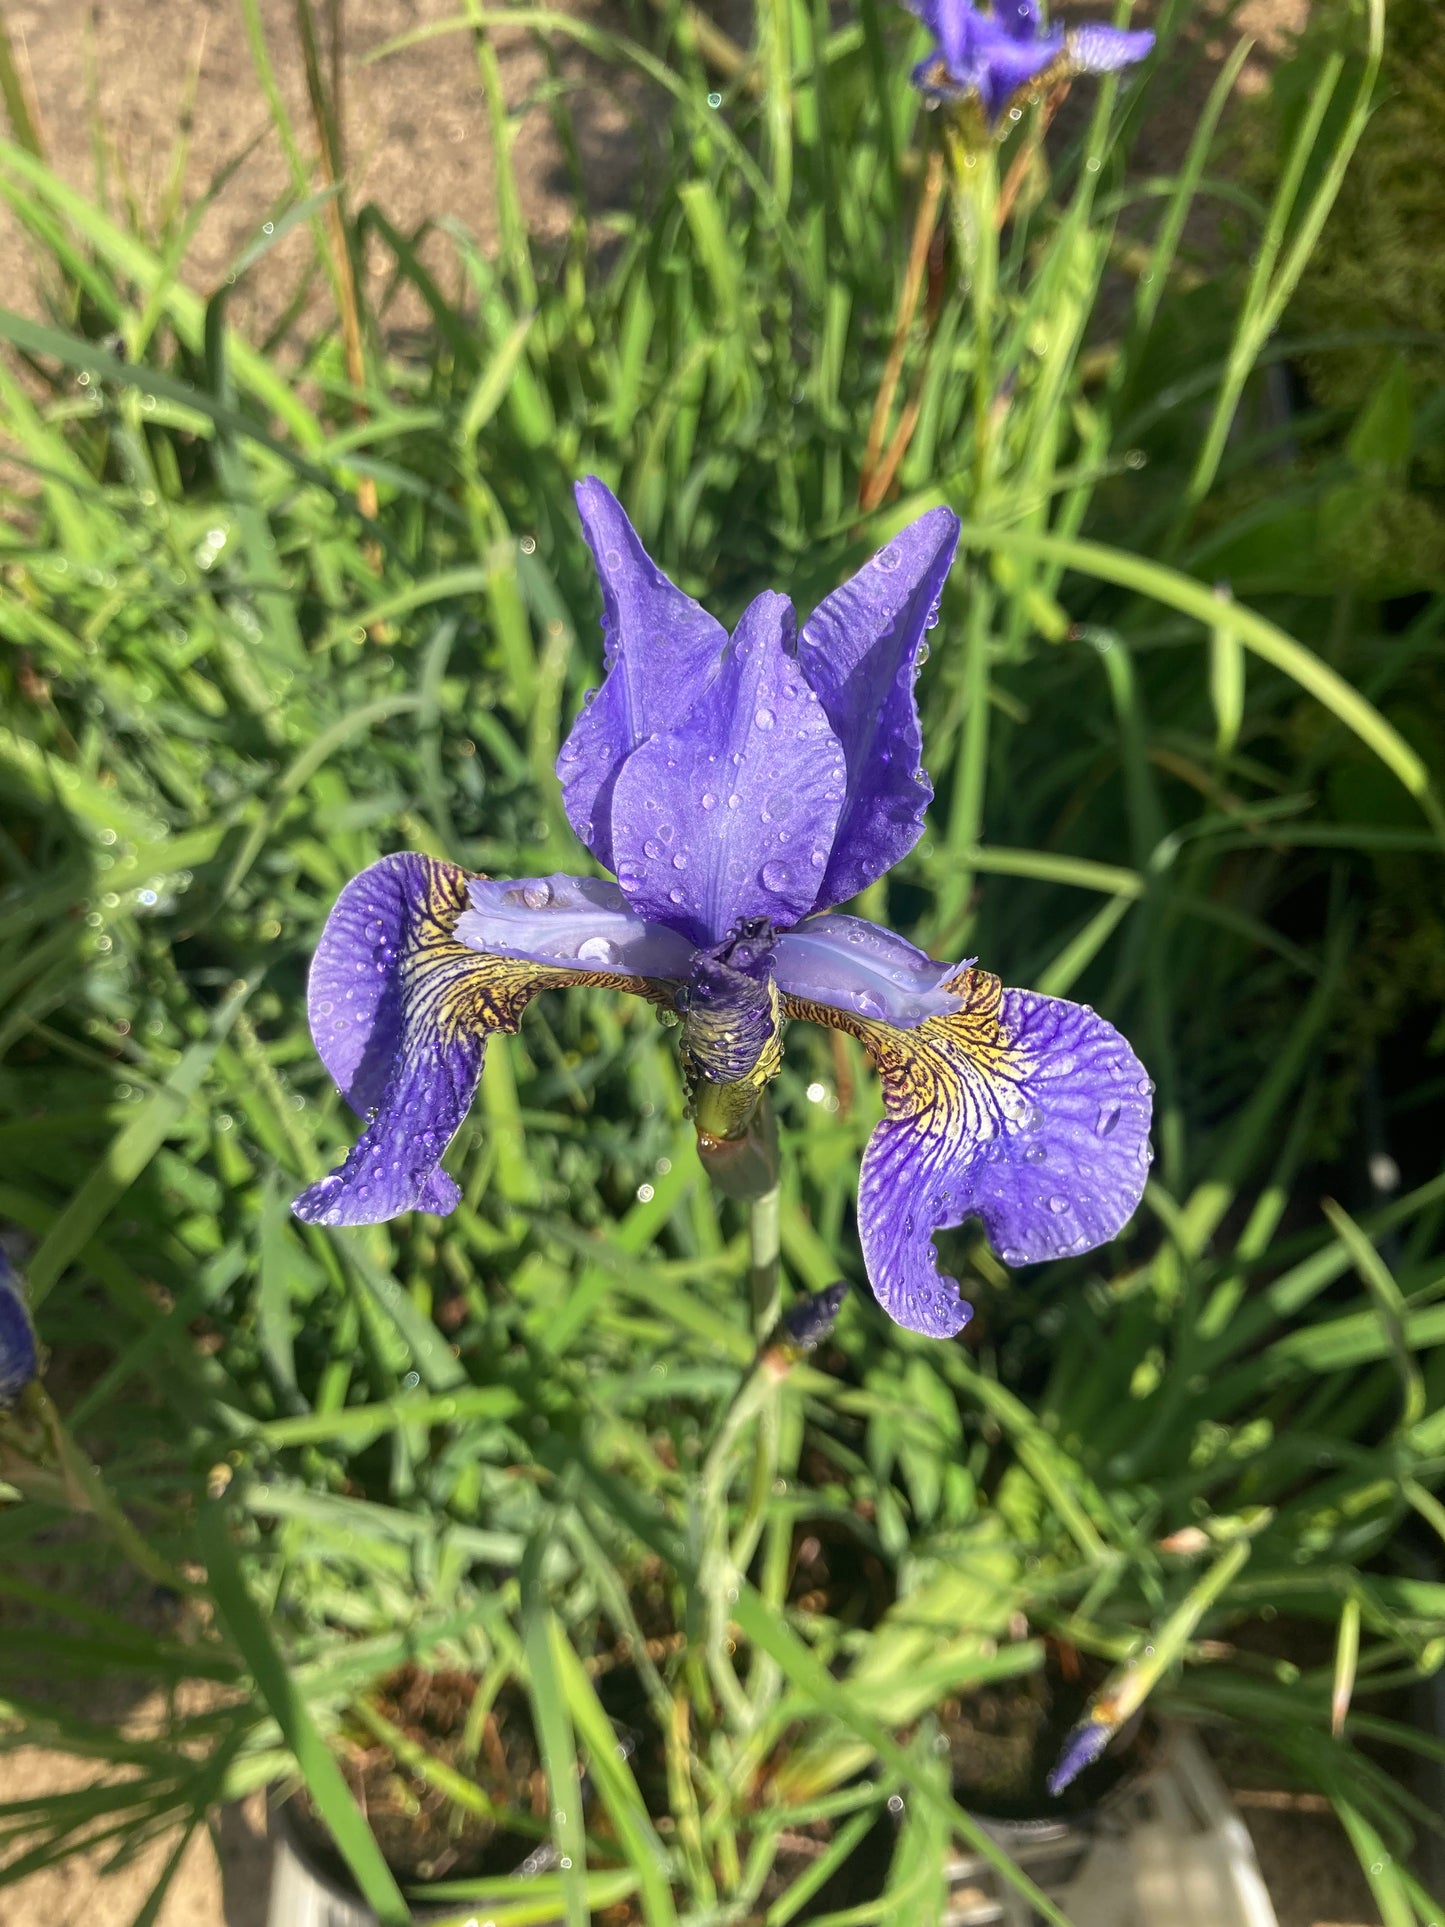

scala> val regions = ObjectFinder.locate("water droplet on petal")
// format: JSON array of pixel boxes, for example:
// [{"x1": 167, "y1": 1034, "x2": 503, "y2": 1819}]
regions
[
  {"x1": 876, "y1": 545, "x2": 901, "y2": 572},
  {"x1": 521, "y1": 882, "x2": 551, "y2": 909},
  {"x1": 1024, "y1": 1143, "x2": 1048, "y2": 1164},
  {"x1": 643, "y1": 839, "x2": 663, "y2": 859},
  {"x1": 917, "y1": 639, "x2": 931, "y2": 664},
  {"x1": 760, "y1": 859, "x2": 792, "y2": 891},
  {"x1": 1047, "y1": 1195, "x2": 1068, "y2": 1214},
  {"x1": 754, "y1": 706, "x2": 775, "y2": 730},
  {"x1": 671, "y1": 852, "x2": 687, "y2": 869},
  {"x1": 1096, "y1": 1102, "x2": 1121, "y2": 1137},
  {"x1": 1137, "y1": 1075, "x2": 1155, "y2": 1095},
  {"x1": 701, "y1": 791, "x2": 717, "y2": 810},
  {"x1": 999, "y1": 1089, "x2": 1043, "y2": 1135},
  {"x1": 577, "y1": 936, "x2": 618, "y2": 964},
  {"x1": 668, "y1": 888, "x2": 685, "y2": 904},
  {"x1": 603, "y1": 548, "x2": 623, "y2": 571}
]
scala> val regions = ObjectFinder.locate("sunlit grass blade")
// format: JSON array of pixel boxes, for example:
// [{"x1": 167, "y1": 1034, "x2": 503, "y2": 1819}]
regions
[
  {"x1": 965, "y1": 523, "x2": 1445, "y2": 840},
  {"x1": 197, "y1": 1502, "x2": 409, "y2": 1925}
]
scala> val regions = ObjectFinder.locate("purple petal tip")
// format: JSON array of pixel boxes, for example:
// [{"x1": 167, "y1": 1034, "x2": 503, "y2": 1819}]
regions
[
  {"x1": 1047, "y1": 1719, "x2": 1113, "y2": 1796},
  {"x1": 0, "y1": 1252, "x2": 37, "y2": 1408}
]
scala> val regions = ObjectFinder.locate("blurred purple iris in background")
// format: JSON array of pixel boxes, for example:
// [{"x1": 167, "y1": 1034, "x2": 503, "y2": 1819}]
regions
[
  {"x1": 906, "y1": 0, "x2": 1153, "y2": 122},
  {"x1": 0, "y1": 1251, "x2": 37, "y2": 1410},
  {"x1": 291, "y1": 480, "x2": 1153, "y2": 1338}
]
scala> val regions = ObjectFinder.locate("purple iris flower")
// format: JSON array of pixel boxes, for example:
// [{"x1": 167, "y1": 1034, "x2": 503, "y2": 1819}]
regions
[
  {"x1": 0, "y1": 1251, "x2": 37, "y2": 1409},
  {"x1": 906, "y1": 0, "x2": 1154, "y2": 123},
  {"x1": 291, "y1": 480, "x2": 1153, "y2": 1339}
]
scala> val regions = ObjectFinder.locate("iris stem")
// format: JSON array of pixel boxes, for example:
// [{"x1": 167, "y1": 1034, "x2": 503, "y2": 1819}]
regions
[
  {"x1": 6, "y1": 1383, "x2": 194, "y2": 1595},
  {"x1": 696, "y1": 1362, "x2": 774, "y2": 1731},
  {"x1": 748, "y1": 1184, "x2": 782, "y2": 1342},
  {"x1": 692, "y1": 1184, "x2": 787, "y2": 1733}
]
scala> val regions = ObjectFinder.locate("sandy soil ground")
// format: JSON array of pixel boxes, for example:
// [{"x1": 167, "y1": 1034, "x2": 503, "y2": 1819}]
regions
[
  {"x1": 0, "y1": 0, "x2": 647, "y2": 344},
  {"x1": 0, "y1": 1, "x2": 1386, "y2": 1923}
]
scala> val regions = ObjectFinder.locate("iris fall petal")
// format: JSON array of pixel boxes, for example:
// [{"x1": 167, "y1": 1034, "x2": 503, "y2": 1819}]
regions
[
  {"x1": 294, "y1": 854, "x2": 661, "y2": 1226},
  {"x1": 784, "y1": 967, "x2": 1153, "y2": 1337},
  {"x1": 1066, "y1": 23, "x2": 1155, "y2": 72}
]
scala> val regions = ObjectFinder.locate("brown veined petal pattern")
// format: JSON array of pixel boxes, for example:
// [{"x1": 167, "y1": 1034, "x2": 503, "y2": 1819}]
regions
[
  {"x1": 294, "y1": 853, "x2": 664, "y2": 1226},
  {"x1": 782, "y1": 968, "x2": 1153, "y2": 1337}
]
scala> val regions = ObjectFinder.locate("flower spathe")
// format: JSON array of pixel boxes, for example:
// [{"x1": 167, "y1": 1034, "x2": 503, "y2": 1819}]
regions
[
  {"x1": 292, "y1": 480, "x2": 1153, "y2": 1339},
  {"x1": 905, "y1": 0, "x2": 1154, "y2": 123}
]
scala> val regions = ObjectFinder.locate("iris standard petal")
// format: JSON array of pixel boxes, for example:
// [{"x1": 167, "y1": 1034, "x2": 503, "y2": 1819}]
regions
[
  {"x1": 995, "y1": 0, "x2": 1041, "y2": 42},
  {"x1": 0, "y1": 1253, "x2": 37, "y2": 1408},
  {"x1": 294, "y1": 854, "x2": 662, "y2": 1227},
  {"x1": 797, "y1": 508, "x2": 960, "y2": 907},
  {"x1": 975, "y1": 26, "x2": 1062, "y2": 116},
  {"x1": 456, "y1": 874, "x2": 696, "y2": 978},
  {"x1": 903, "y1": 0, "x2": 966, "y2": 71},
  {"x1": 783, "y1": 968, "x2": 1152, "y2": 1338},
  {"x1": 928, "y1": 0, "x2": 977, "y2": 73},
  {"x1": 609, "y1": 591, "x2": 848, "y2": 944},
  {"x1": 1066, "y1": 24, "x2": 1154, "y2": 73},
  {"x1": 557, "y1": 478, "x2": 727, "y2": 871},
  {"x1": 773, "y1": 913, "x2": 964, "y2": 1027}
]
